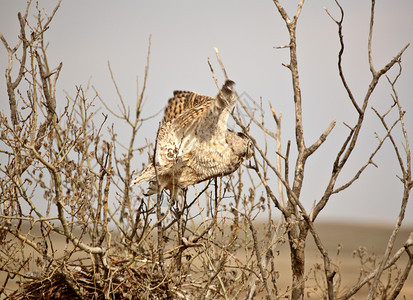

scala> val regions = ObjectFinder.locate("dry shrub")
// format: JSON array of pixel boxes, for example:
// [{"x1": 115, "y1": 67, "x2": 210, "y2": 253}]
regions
[{"x1": 1, "y1": 1, "x2": 412, "y2": 299}]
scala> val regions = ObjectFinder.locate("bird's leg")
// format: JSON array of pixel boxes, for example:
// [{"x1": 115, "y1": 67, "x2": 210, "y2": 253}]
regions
[
  {"x1": 169, "y1": 184, "x2": 185, "y2": 270},
  {"x1": 171, "y1": 184, "x2": 178, "y2": 204}
]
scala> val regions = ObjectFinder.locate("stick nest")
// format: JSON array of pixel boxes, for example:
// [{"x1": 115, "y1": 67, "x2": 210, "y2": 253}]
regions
[{"x1": 9, "y1": 263, "x2": 178, "y2": 300}]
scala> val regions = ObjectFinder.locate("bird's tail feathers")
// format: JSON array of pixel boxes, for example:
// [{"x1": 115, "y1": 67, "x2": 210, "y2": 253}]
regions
[
  {"x1": 130, "y1": 165, "x2": 156, "y2": 187},
  {"x1": 130, "y1": 164, "x2": 168, "y2": 196}
]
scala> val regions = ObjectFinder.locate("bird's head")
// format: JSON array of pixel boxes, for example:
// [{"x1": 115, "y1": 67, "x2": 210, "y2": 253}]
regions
[{"x1": 226, "y1": 130, "x2": 254, "y2": 159}]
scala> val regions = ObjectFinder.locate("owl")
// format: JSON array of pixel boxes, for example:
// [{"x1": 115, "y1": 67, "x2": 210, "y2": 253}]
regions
[{"x1": 131, "y1": 80, "x2": 253, "y2": 198}]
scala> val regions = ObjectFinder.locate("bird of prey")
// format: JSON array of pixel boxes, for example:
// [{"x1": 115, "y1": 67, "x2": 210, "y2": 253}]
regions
[{"x1": 131, "y1": 80, "x2": 253, "y2": 198}]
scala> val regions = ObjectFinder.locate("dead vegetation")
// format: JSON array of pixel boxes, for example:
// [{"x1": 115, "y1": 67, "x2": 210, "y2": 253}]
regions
[{"x1": 0, "y1": 1, "x2": 412, "y2": 299}]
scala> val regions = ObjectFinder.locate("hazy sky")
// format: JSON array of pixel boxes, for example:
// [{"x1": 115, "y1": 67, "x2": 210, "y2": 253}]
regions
[{"x1": 1, "y1": 1, "x2": 412, "y2": 225}]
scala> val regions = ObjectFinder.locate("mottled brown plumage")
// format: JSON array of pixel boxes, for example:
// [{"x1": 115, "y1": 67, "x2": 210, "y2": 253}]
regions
[
  {"x1": 162, "y1": 91, "x2": 213, "y2": 124},
  {"x1": 131, "y1": 80, "x2": 253, "y2": 197}
]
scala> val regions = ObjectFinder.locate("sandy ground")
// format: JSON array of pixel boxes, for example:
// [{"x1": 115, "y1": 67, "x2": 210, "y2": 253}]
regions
[{"x1": 1, "y1": 221, "x2": 412, "y2": 299}]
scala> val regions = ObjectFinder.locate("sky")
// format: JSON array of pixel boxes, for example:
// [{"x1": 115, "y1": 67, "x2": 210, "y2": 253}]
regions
[{"x1": 0, "y1": 0, "x2": 412, "y2": 225}]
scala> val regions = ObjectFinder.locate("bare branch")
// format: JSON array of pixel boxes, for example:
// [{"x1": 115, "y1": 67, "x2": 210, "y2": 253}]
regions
[
  {"x1": 324, "y1": 1, "x2": 361, "y2": 114},
  {"x1": 368, "y1": 0, "x2": 376, "y2": 75},
  {"x1": 367, "y1": 64, "x2": 412, "y2": 300},
  {"x1": 305, "y1": 120, "x2": 336, "y2": 157},
  {"x1": 233, "y1": 207, "x2": 274, "y2": 300},
  {"x1": 388, "y1": 236, "x2": 413, "y2": 300},
  {"x1": 28, "y1": 145, "x2": 106, "y2": 255}
]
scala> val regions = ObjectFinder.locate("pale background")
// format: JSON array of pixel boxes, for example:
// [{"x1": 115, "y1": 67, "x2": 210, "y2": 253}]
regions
[{"x1": 0, "y1": 1, "x2": 412, "y2": 225}]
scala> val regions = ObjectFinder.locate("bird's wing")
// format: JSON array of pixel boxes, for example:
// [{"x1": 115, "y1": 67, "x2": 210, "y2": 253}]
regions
[
  {"x1": 157, "y1": 80, "x2": 236, "y2": 166},
  {"x1": 162, "y1": 91, "x2": 214, "y2": 124},
  {"x1": 170, "y1": 80, "x2": 235, "y2": 140}
]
